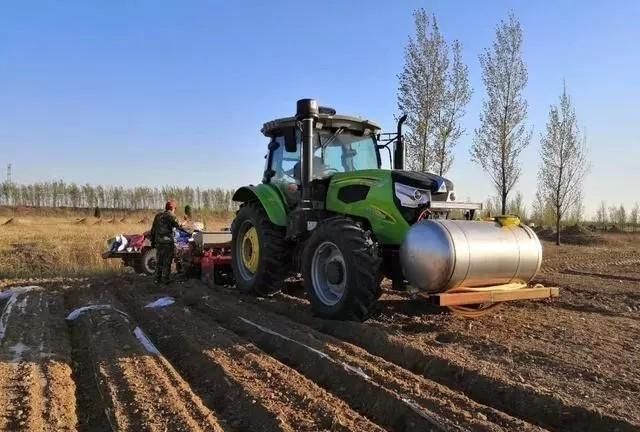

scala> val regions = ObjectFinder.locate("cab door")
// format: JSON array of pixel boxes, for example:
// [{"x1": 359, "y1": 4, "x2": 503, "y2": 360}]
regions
[{"x1": 267, "y1": 134, "x2": 300, "y2": 207}]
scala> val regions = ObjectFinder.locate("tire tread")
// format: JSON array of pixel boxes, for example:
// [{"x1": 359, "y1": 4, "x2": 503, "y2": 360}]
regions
[
  {"x1": 302, "y1": 217, "x2": 381, "y2": 321},
  {"x1": 231, "y1": 201, "x2": 288, "y2": 296}
]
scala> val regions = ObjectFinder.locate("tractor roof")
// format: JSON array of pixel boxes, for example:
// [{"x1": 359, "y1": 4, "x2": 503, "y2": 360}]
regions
[{"x1": 261, "y1": 114, "x2": 381, "y2": 137}]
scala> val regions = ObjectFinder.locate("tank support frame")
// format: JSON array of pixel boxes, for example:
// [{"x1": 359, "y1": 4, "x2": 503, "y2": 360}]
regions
[{"x1": 426, "y1": 284, "x2": 559, "y2": 307}]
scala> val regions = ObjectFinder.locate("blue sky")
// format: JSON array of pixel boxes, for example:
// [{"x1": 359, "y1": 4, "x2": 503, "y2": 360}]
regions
[{"x1": 1, "y1": 0, "x2": 639, "y2": 216}]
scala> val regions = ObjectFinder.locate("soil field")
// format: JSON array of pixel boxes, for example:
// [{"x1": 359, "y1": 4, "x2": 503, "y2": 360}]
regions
[{"x1": 0, "y1": 237, "x2": 638, "y2": 431}]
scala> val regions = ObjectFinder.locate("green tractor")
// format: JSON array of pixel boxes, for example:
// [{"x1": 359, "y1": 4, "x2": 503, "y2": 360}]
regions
[{"x1": 231, "y1": 99, "x2": 551, "y2": 320}]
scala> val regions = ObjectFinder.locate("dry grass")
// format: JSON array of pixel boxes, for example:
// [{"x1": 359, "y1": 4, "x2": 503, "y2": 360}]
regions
[{"x1": 0, "y1": 215, "x2": 231, "y2": 278}]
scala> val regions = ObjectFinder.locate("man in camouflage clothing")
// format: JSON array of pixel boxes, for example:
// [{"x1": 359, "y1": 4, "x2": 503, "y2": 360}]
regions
[{"x1": 150, "y1": 200, "x2": 180, "y2": 284}]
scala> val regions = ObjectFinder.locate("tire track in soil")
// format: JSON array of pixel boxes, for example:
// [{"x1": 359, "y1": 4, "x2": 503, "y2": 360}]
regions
[
  {"x1": 0, "y1": 288, "x2": 77, "y2": 431},
  {"x1": 563, "y1": 268, "x2": 640, "y2": 282},
  {"x1": 64, "y1": 286, "x2": 225, "y2": 432},
  {"x1": 427, "y1": 329, "x2": 640, "y2": 395},
  {"x1": 533, "y1": 274, "x2": 640, "y2": 319},
  {"x1": 244, "y1": 290, "x2": 639, "y2": 432},
  {"x1": 156, "y1": 281, "x2": 546, "y2": 432},
  {"x1": 115, "y1": 287, "x2": 385, "y2": 432}
]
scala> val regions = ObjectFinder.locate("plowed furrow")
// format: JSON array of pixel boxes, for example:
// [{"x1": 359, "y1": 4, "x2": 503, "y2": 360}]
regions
[
  {"x1": 255, "y1": 291, "x2": 639, "y2": 432},
  {"x1": 0, "y1": 288, "x2": 77, "y2": 431},
  {"x1": 115, "y1": 287, "x2": 385, "y2": 432},
  {"x1": 158, "y1": 282, "x2": 545, "y2": 432},
  {"x1": 65, "y1": 288, "x2": 224, "y2": 432},
  {"x1": 564, "y1": 268, "x2": 640, "y2": 282},
  {"x1": 375, "y1": 296, "x2": 640, "y2": 399}
]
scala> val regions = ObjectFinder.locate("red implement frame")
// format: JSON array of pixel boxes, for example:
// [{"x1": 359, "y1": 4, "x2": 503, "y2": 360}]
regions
[{"x1": 201, "y1": 249, "x2": 232, "y2": 288}]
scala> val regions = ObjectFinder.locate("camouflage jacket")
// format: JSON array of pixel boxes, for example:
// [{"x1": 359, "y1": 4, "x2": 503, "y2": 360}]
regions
[{"x1": 150, "y1": 211, "x2": 180, "y2": 245}]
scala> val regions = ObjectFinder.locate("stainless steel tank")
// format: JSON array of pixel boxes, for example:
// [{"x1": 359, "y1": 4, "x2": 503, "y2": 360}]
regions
[{"x1": 400, "y1": 220, "x2": 542, "y2": 293}]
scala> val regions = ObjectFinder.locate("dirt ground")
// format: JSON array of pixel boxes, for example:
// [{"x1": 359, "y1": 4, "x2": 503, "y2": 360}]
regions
[{"x1": 0, "y1": 237, "x2": 638, "y2": 431}]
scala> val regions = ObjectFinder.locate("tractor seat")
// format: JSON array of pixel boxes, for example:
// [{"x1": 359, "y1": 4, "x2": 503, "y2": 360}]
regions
[{"x1": 293, "y1": 156, "x2": 327, "y2": 182}]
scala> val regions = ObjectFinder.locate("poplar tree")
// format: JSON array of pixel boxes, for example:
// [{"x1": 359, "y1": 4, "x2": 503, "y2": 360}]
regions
[
  {"x1": 537, "y1": 84, "x2": 588, "y2": 244},
  {"x1": 471, "y1": 14, "x2": 531, "y2": 214},
  {"x1": 398, "y1": 9, "x2": 470, "y2": 174}
]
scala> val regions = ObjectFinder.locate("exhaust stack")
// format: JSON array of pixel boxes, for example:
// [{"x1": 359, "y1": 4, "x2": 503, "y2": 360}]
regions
[
  {"x1": 394, "y1": 114, "x2": 408, "y2": 170},
  {"x1": 295, "y1": 98, "x2": 319, "y2": 211}
]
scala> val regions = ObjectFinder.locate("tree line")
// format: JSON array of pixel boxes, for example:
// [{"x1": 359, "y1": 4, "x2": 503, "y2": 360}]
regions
[
  {"x1": 398, "y1": 10, "x2": 592, "y2": 244},
  {"x1": 0, "y1": 181, "x2": 236, "y2": 213},
  {"x1": 485, "y1": 192, "x2": 639, "y2": 231},
  {"x1": 594, "y1": 201, "x2": 640, "y2": 231}
]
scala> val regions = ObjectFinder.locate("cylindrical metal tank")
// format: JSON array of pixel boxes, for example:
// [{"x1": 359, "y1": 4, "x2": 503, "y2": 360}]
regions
[{"x1": 400, "y1": 220, "x2": 542, "y2": 293}]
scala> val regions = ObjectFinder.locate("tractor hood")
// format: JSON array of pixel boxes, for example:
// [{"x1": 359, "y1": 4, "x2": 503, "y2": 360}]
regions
[{"x1": 391, "y1": 170, "x2": 454, "y2": 194}]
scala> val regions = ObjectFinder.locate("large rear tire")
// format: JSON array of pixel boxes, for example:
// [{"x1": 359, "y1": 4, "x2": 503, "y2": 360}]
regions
[
  {"x1": 374, "y1": 272, "x2": 384, "y2": 299},
  {"x1": 302, "y1": 217, "x2": 381, "y2": 321},
  {"x1": 231, "y1": 201, "x2": 287, "y2": 296}
]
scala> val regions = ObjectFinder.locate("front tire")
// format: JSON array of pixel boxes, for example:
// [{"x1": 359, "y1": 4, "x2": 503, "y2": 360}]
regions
[
  {"x1": 231, "y1": 202, "x2": 287, "y2": 296},
  {"x1": 302, "y1": 217, "x2": 381, "y2": 321}
]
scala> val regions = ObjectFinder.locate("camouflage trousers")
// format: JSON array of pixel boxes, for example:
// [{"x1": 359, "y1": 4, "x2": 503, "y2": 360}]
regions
[{"x1": 155, "y1": 242, "x2": 175, "y2": 284}]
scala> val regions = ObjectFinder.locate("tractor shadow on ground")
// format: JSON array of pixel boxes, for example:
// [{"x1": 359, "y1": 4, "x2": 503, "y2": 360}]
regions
[
  {"x1": 282, "y1": 279, "x2": 451, "y2": 320},
  {"x1": 282, "y1": 280, "x2": 449, "y2": 318},
  {"x1": 376, "y1": 297, "x2": 447, "y2": 318},
  {"x1": 282, "y1": 279, "x2": 305, "y2": 296}
]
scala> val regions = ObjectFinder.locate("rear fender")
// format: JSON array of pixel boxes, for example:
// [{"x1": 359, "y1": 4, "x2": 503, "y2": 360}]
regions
[{"x1": 232, "y1": 184, "x2": 288, "y2": 226}]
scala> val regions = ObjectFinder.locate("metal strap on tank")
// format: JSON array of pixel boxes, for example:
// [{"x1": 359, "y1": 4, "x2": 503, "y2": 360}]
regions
[
  {"x1": 508, "y1": 224, "x2": 523, "y2": 284},
  {"x1": 521, "y1": 224, "x2": 543, "y2": 275},
  {"x1": 439, "y1": 221, "x2": 465, "y2": 290}
]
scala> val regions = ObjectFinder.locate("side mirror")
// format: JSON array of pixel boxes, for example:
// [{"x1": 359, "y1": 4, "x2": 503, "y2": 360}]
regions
[
  {"x1": 263, "y1": 169, "x2": 276, "y2": 183},
  {"x1": 268, "y1": 140, "x2": 280, "y2": 151},
  {"x1": 284, "y1": 128, "x2": 297, "y2": 153}
]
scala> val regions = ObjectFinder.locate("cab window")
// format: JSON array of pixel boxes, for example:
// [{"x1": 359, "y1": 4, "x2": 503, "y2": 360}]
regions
[{"x1": 270, "y1": 135, "x2": 300, "y2": 184}]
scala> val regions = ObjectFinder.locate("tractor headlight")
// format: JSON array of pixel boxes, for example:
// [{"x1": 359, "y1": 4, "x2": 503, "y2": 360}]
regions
[{"x1": 394, "y1": 183, "x2": 431, "y2": 208}]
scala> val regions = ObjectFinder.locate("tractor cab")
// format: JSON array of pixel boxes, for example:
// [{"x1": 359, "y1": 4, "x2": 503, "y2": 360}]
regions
[
  {"x1": 261, "y1": 111, "x2": 383, "y2": 207},
  {"x1": 260, "y1": 100, "x2": 461, "y2": 222}
]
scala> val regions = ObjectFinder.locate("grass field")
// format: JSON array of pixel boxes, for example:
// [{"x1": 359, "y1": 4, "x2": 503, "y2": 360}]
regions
[{"x1": 0, "y1": 214, "x2": 230, "y2": 278}]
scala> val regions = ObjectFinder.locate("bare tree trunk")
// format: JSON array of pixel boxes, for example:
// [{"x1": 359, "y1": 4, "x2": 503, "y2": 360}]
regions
[
  {"x1": 556, "y1": 211, "x2": 561, "y2": 245},
  {"x1": 421, "y1": 129, "x2": 428, "y2": 172},
  {"x1": 501, "y1": 190, "x2": 507, "y2": 215}
]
